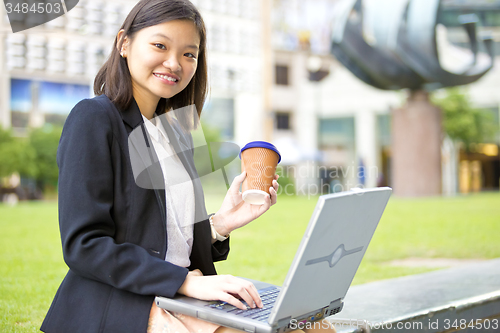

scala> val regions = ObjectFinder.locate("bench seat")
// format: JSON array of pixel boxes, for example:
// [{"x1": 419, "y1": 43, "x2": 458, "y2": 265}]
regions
[{"x1": 327, "y1": 258, "x2": 500, "y2": 332}]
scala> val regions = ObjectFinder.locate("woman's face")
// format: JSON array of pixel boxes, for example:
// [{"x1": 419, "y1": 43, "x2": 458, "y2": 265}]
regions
[{"x1": 121, "y1": 20, "x2": 200, "y2": 107}]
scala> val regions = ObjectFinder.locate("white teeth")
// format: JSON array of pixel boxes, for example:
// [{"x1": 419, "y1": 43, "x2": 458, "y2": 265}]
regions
[{"x1": 155, "y1": 73, "x2": 177, "y2": 82}]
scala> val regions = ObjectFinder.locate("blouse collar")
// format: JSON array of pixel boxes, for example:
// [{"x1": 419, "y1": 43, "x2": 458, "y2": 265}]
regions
[{"x1": 141, "y1": 114, "x2": 170, "y2": 144}]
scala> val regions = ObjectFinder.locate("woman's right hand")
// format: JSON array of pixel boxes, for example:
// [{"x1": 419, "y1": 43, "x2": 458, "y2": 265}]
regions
[{"x1": 177, "y1": 270, "x2": 263, "y2": 310}]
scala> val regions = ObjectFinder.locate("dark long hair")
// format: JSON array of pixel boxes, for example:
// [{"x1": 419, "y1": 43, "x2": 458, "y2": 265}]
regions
[{"x1": 94, "y1": 0, "x2": 208, "y2": 119}]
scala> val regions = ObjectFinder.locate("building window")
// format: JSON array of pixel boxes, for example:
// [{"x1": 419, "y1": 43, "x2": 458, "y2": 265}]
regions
[
  {"x1": 438, "y1": 9, "x2": 500, "y2": 28},
  {"x1": 318, "y1": 117, "x2": 355, "y2": 148},
  {"x1": 275, "y1": 65, "x2": 289, "y2": 85},
  {"x1": 377, "y1": 114, "x2": 392, "y2": 147},
  {"x1": 10, "y1": 79, "x2": 90, "y2": 128},
  {"x1": 275, "y1": 112, "x2": 291, "y2": 130}
]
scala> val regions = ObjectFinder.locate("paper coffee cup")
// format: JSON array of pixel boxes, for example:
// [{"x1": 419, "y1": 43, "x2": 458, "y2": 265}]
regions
[{"x1": 239, "y1": 141, "x2": 281, "y2": 205}]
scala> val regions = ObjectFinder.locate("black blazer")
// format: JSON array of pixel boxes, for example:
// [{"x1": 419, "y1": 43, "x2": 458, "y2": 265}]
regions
[{"x1": 41, "y1": 95, "x2": 229, "y2": 333}]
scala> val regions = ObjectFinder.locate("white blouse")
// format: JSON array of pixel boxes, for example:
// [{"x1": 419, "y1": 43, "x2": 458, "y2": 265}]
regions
[{"x1": 141, "y1": 114, "x2": 195, "y2": 268}]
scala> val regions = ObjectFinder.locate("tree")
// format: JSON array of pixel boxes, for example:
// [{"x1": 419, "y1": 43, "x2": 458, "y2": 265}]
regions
[
  {"x1": 0, "y1": 124, "x2": 62, "y2": 197},
  {"x1": 432, "y1": 87, "x2": 498, "y2": 151},
  {"x1": 28, "y1": 125, "x2": 63, "y2": 191},
  {"x1": 432, "y1": 88, "x2": 499, "y2": 196},
  {"x1": 0, "y1": 126, "x2": 36, "y2": 179}
]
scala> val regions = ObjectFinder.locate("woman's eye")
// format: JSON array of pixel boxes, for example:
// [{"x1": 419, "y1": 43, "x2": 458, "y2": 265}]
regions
[
  {"x1": 185, "y1": 53, "x2": 197, "y2": 59},
  {"x1": 154, "y1": 43, "x2": 166, "y2": 50}
]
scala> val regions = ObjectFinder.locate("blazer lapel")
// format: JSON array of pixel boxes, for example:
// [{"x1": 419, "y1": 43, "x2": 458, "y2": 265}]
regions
[
  {"x1": 119, "y1": 98, "x2": 167, "y2": 225},
  {"x1": 158, "y1": 116, "x2": 191, "y2": 171},
  {"x1": 158, "y1": 114, "x2": 208, "y2": 224},
  {"x1": 165, "y1": 117, "x2": 190, "y2": 152}
]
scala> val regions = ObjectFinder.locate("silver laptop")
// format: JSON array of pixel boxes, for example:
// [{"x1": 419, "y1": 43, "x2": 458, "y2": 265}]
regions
[{"x1": 156, "y1": 187, "x2": 392, "y2": 333}]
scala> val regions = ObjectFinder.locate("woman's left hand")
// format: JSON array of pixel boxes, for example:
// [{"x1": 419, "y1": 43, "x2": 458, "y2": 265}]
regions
[{"x1": 211, "y1": 171, "x2": 279, "y2": 236}]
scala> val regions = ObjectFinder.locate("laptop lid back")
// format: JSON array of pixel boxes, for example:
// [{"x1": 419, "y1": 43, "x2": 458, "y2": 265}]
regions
[{"x1": 268, "y1": 187, "x2": 392, "y2": 324}]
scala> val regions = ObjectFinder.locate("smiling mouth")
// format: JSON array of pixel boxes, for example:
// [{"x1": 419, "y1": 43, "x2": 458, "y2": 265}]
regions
[{"x1": 154, "y1": 73, "x2": 178, "y2": 82}]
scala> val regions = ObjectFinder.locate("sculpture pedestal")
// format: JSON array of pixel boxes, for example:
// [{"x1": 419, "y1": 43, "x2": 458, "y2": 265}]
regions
[{"x1": 392, "y1": 90, "x2": 442, "y2": 197}]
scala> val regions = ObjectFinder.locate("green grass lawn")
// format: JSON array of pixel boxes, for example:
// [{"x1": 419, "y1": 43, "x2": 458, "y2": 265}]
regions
[
  {"x1": 210, "y1": 192, "x2": 500, "y2": 285},
  {"x1": 1, "y1": 192, "x2": 500, "y2": 332},
  {"x1": 0, "y1": 202, "x2": 65, "y2": 333}
]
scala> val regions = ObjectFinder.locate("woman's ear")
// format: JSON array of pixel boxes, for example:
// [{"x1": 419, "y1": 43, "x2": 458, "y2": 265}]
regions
[{"x1": 116, "y1": 29, "x2": 128, "y2": 57}]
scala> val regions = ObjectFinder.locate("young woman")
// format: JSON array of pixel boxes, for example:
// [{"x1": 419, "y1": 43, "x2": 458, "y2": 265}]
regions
[{"x1": 41, "y1": 1, "x2": 335, "y2": 332}]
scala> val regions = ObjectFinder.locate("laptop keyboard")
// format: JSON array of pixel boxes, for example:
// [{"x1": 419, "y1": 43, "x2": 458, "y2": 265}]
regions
[{"x1": 205, "y1": 286, "x2": 280, "y2": 321}]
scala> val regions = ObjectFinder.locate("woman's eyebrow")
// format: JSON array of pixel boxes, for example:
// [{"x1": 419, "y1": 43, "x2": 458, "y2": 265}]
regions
[{"x1": 151, "y1": 33, "x2": 199, "y2": 50}]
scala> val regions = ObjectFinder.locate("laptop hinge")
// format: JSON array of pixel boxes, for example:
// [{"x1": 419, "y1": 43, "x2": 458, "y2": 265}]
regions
[
  {"x1": 276, "y1": 316, "x2": 292, "y2": 333},
  {"x1": 325, "y1": 298, "x2": 344, "y2": 317}
]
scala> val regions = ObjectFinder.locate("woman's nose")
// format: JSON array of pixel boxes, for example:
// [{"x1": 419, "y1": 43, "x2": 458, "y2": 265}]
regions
[{"x1": 163, "y1": 55, "x2": 181, "y2": 72}]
